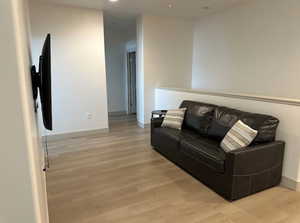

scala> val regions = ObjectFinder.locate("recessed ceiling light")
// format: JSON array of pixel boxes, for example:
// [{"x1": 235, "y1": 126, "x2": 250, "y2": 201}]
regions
[
  {"x1": 109, "y1": 0, "x2": 119, "y2": 2},
  {"x1": 168, "y1": 4, "x2": 173, "y2": 8}
]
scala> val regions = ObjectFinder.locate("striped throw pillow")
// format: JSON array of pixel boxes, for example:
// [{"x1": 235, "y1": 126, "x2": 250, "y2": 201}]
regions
[
  {"x1": 221, "y1": 120, "x2": 258, "y2": 152},
  {"x1": 161, "y1": 108, "x2": 187, "y2": 130}
]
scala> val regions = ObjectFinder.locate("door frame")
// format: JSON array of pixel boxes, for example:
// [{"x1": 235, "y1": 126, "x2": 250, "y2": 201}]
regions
[{"x1": 126, "y1": 51, "x2": 136, "y2": 115}]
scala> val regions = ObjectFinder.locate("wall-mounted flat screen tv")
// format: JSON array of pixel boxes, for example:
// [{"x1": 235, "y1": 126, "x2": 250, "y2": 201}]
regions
[{"x1": 31, "y1": 33, "x2": 52, "y2": 131}]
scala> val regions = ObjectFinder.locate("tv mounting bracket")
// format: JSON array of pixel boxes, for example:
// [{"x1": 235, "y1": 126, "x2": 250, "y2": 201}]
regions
[{"x1": 31, "y1": 65, "x2": 41, "y2": 111}]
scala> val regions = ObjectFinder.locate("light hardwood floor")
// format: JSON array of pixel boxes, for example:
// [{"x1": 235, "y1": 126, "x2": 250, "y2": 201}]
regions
[{"x1": 47, "y1": 117, "x2": 300, "y2": 223}]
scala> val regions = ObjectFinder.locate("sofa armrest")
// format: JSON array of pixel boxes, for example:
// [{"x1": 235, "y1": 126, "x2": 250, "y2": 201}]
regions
[
  {"x1": 225, "y1": 141, "x2": 285, "y2": 176},
  {"x1": 151, "y1": 117, "x2": 164, "y2": 129}
]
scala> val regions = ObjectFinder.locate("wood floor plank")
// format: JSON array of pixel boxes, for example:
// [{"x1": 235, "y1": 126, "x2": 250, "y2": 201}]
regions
[{"x1": 46, "y1": 115, "x2": 300, "y2": 223}]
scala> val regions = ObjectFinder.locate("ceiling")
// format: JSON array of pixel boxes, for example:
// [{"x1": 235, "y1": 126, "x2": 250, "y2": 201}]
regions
[
  {"x1": 44, "y1": 0, "x2": 249, "y2": 30},
  {"x1": 45, "y1": 0, "x2": 249, "y2": 18}
]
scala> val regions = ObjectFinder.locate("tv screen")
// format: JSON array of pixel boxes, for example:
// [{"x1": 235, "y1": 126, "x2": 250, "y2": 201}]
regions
[{"x1": 31, "y1": 33, "x2": 53, "y2": 131}]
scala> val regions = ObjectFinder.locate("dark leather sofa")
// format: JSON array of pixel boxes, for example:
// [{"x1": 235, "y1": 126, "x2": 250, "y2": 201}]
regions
[{"x1": 151, "y1": 100, "x2": 285, "y2": 201}]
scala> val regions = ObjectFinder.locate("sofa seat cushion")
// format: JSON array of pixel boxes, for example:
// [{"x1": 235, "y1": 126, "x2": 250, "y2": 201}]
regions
[
  {"x1": 152, "y1": 127, "x2": 181, "y2": 146},
  {"x1": 180, "y1": 137, "x2": 226, "y2": 173},
  {"x1": 151, "y1": 127, "x2": 182, "y2": 162}
]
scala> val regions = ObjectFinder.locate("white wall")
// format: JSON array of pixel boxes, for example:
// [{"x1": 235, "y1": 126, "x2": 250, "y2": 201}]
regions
[
  {"x1": 104, "y1": 25, "x2": 136, "y2": 113},
  {"x1": 30, "y1": 1, "x2": 108, "y2": 135},
  {"x1": 0, "y1": 0, "x2": 48, "y2": 222},
  {"x1": 155, "y1": 88, "x2": 300, "y2": 183},
  {"x1": 189, "y1": 0, "x2": 300, "y2": 183},
  {"x1": 136, "y1": 17, "x2": 145, "y2": 124},
  {"x1": 137, "y1": 15, "x2": 194, "y2": 124},
  {"x1": 192, "y1": 0, "x2": 300, "y2": 99}
]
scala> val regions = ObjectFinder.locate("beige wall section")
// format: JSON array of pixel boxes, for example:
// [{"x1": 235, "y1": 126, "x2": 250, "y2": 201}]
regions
[
  {"x1": 0, "y1": 0, "x2": 48, "y2": 222},
  {"x1": 136, "y1": 17, "x2": 145, "y2": 124},
  {"x1": 29, "y1": 1, "x2": 108, "y2": 136},
  {"x1": 137, "y1": 15, "x2": 194, "y2": 124},
  {"x1": 192, "y1": 0, "x2": 300, "y2": 99}
]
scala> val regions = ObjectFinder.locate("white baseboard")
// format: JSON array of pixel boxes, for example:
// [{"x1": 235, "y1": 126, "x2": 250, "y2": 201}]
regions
[
  {"x1": 281, "y1": 176, "x2": 300, "y2": 191},
  {"x1": 137, "y1": 121, "x2": 150, "y2": 128},
  {"x1": 42, "y1": 128, "x2": 109, "y2": 142}
]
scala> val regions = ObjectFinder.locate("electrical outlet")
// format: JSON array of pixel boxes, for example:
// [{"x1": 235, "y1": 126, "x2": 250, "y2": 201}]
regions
[{"x1": 86, "y1": 113, "x2": 92, "y2": 120}]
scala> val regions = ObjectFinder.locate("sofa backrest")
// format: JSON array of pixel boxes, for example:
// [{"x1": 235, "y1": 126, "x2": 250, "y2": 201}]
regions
[
  {"x1": 207, "y1": 106, "x2": 279, "y2": 143},
  {"x1": 179, "y1": 100, "x2": 280, "y2": 144},
  {"x1": 180, "y1": 100, "x2": 217, "y2": 135}
]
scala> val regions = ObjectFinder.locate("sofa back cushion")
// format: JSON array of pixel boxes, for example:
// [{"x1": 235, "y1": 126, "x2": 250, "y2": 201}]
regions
[
  {"x1": 207, "y1": 106, "x2": 279, "y2": 143},
  {"x1": 180, "y1": 100, "x2": 217, "y2": 135}
]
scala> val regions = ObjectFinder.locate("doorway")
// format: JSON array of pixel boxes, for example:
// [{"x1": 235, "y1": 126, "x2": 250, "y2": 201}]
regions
[
  {"x1": 127, "y1": 51, "x2": 137, "y2": 115},
  {"x1": 103, "y1": 13, "x2": 138, "y2": 126}
]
